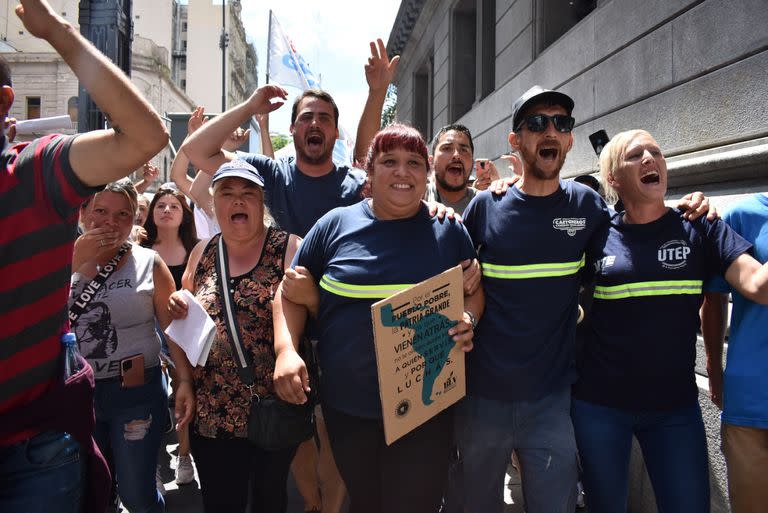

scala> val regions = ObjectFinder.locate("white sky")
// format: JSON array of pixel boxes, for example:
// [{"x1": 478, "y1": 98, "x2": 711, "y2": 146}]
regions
[{"x1": 239, "y1": 0, "x2": 403, "y2": 136}]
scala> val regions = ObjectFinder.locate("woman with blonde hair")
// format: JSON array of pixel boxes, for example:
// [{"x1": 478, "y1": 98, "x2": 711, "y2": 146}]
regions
[
  {"x1": 70, "y1": 178, "x2": 194, "y2": 512},
  {"x1": 572, "y1": 129, "x2": 768, "y2": 513}
]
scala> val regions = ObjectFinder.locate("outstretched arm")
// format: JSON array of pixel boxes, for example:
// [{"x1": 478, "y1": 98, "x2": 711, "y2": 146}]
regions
[
  {"x1": 354, "y1": 38, "x2": 400, "y2": 164},
  {"x1": 725, "y1": 254, "x2": 768, "y2": 304},
  {"x1": 16, "y1": 0, "x2": 168, "y2": 186},
  {"x1": 182, "y1": 85, "x2": 288, "y2": 173}
]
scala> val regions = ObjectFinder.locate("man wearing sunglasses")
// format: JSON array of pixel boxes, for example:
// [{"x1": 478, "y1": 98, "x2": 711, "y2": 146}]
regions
[{"x1": 458, "y1": 86, "x2": 611, "y2": 513}]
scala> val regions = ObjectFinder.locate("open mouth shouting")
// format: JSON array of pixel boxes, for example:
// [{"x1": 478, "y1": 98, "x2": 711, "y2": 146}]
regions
[
  {"x1": 537, "y1": 145, "x2": 560, "y2": 162},
  {"x1": 230, "y1": 211, "x2": 249, "y2": 224},
  {"x1": 640, "y1": 170, "x2": 660, "y2": 184},
  {"x1": 306, "y1": 131, "x2": 324, "y2": 151},
  {"x1": 445, "y1": 161, "x2": 465, "y2": 178}
]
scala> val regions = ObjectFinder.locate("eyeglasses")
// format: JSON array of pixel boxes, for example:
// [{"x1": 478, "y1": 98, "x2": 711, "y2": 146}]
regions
[{"x1": 515, "y1": 114, "x2": 575, "y2": 133}]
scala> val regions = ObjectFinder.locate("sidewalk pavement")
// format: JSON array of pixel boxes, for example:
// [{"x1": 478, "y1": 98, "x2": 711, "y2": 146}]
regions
[{"x1": 150, "y1": 431, "x2": 537, "y2": 513}]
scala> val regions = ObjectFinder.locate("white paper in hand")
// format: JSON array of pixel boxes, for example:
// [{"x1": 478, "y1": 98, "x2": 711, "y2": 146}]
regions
[{"x1": 165, "y1": 289, "x2": 216, "y2": 367}]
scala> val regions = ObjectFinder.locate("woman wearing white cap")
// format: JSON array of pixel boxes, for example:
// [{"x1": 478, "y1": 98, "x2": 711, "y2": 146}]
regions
[{"x1": 168, "y1": 159, "x2": 302, "y2": 513}]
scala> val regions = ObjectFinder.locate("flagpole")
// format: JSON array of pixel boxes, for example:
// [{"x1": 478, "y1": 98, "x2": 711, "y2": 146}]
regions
[{"x1": 266, "y1": 10, "x2": 273, "y2": 84}]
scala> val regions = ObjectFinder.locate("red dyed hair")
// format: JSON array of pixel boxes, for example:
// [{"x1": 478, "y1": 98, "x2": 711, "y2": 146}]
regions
[{"x1": 364, "y1": 124, "x2": 429, "y2": 173}]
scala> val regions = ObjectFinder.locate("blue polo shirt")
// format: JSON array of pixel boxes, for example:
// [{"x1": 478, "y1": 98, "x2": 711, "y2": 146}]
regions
[
  {"x1": 239, "y1": 153, "x2": 366, "y2": 237},
  {"x1": 705, "y1": 194, "x2": 768, "y2": 427},
  {"x1": 575, "y1": 208, "x2": 752, "y2": 411},
  {"x1": 294, "y1": 200, "x2": 475, "y2": 418},
  {"x1": 462, "y1": 180, "x2": 610, "y2": 402}
]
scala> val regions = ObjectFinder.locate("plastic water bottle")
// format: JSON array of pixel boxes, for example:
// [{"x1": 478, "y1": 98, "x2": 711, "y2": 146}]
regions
[{"x1": 61, "y1": 332, "x2": 82, "y2": 379}]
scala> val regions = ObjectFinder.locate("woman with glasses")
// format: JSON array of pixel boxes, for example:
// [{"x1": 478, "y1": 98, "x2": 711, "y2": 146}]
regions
[
  {"x1": 572, "y1": 129, "x2": 768, "y2": 513},
  {"x1": 69, "y1": 179, "x2": 194, "y2": 513},
  {"x1": 140, "y1": 183, "x2": 199, "y2": 486}
]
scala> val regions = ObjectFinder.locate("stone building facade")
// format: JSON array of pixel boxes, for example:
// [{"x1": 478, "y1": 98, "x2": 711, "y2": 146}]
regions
[
  {"x1": 0, "y1": 0, "x2": 258, "y2": 182},
  {"x1": 388, "y1": 1, "x2": 768, "y2": 511}
]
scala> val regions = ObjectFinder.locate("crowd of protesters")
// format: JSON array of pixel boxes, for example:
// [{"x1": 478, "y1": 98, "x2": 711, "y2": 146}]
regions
[{"x1": 1, "y1": 2, "x2": 767, "y2": 513}]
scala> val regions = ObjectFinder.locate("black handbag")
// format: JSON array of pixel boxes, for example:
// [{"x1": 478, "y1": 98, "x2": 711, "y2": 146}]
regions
[{"x1": 215, "y1": 235, "x2": 316, "y2": 450}]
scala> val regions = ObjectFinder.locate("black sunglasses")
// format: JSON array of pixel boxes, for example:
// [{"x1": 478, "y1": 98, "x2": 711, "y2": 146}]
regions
[{"x1": 516, "y1": 114, "x2": 575, "y2": 133}]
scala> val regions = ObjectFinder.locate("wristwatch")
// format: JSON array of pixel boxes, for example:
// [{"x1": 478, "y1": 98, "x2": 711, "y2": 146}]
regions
[{"x1": 464, "y1": 310, "x2": 478, "y2": 330}]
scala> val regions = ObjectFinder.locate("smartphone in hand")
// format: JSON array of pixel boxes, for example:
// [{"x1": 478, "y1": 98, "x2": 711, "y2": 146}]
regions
[{"x1": 121, "y1": 354, "x2": 145, "y2": 388}]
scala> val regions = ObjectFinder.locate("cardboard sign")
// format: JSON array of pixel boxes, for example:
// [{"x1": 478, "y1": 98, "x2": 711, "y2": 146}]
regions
[{"x1": 371, "y1": 265, "x2": 466, "y2": 445}]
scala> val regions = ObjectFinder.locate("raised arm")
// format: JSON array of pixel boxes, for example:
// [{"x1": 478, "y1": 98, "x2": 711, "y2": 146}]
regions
[
  {"x1": 255, "y1": 113, "x2": 275, "y2": 159},
  {"x1": 354, "y1": 38, "x2": 400, "y2": 164},
  {"x1": 170, "y1": 107, "x2": 208, "y2": 197},
  {"x1": 181, "y1": 85, "x2": 287, "y2": 174},
  {"x1": 134, "y1": 163, "x2": 159, "y2": 194},
  {"x1": 15, "y1": 0, "x2": 168, "y2": 186}
]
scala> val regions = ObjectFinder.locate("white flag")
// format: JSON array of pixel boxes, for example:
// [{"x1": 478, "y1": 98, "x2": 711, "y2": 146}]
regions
[
  {"x1": 267, "y1": 11, "x2": 320, "y2": 90},
  {"x1": 266, "y1": 11, "x2": 354, "y2": 167}
]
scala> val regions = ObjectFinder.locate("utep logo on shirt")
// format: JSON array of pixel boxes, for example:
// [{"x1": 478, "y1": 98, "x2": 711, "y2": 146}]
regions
[
  {"x1": 658, "y1": 239, "x2": 691, "y2": 269},
  {"x1": 595, "y1": 255, "x2": 615, "y2": 274},
  {"x1": 553, "y1": 217, "x2": 586, "y2": 236}
]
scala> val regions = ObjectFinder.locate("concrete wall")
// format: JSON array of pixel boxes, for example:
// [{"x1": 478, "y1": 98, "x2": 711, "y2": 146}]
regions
[
  {"x1": 185, "y1": 0, "x2": 253, "y2": 112},
  {"x1": 3, "y1": 52, "x2": 79, "y2": 132},
  {"x1": 0, "y1": 0, "x2": 80, "y2": 52},
  {"x1": 393, "y1": 0, "x2": 768, "y2": 201},
  {"x1": 133, "y1": 0, "x2": 175, "y2": 68},
  {"x1": 186, "y1": 0, "x2": 227, "y2": 111}
]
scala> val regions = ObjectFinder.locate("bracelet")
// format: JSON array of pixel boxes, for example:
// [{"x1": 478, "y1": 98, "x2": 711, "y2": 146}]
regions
[{"x1": 464, "y1": 310, "x2": 478, "y2": 329}]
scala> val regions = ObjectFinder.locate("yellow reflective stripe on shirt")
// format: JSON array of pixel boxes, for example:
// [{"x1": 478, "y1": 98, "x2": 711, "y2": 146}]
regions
[
  {"x1": 319, "y1": 275, "x2": 414, "y2": 299},
  {"x1": 593, "y1": 280, "x2": 703, "y2": 300},
  {"x1": 481, "y1": 254, "x2": 585, "y2": 279}
]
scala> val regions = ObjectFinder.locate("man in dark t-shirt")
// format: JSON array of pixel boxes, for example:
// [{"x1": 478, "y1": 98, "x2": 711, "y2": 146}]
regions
[
  {"x1": 459, "y1": 86, "x2": 610, "y2": 513},
  {"x1": 182, "y1": 85, "x2": 365, "y2": 238}
]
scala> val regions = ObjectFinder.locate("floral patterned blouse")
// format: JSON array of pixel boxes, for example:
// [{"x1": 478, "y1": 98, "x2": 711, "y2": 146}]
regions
[{"x1": 192, "y1": 228, "x2": 287, "y2": 439}]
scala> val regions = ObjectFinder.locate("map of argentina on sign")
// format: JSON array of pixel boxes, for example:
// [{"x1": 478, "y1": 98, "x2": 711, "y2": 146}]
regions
[{"x1": 371, "y1": 265, "x2": 466, "y2": 445}]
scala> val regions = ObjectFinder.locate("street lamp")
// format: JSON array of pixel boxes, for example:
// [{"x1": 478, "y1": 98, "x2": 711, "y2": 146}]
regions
[{"x1": 219, "y1": 0, "x2": 229, "y2": 112}]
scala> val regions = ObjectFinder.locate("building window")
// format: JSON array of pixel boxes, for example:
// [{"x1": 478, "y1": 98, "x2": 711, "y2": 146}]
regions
[
  {"x1": 182, "y1": 22, "x2": 187, "y2": 32},
  {"x1": 450, "y1": 0, "x2": 476, "y2": 119},
  {"x1": 26, "y1": 97, "x2": 41, "y2": 119},
  {"x1": 180, "y1": 59, "x2": 186, "y2": 71},
  {"x1": 477, "y1": 0, "x2": 495, "y2": 100},
  {"x1": 67, "y1": 96, "x2": 78, "y2": 123},
  {"x1": 536, "y1": 0, "x2": 596, "y2": 53},
  {"x1": 182, "y1": 40, "x2": 187, "y2": 51},
  {"x1": 181, "y1": 79, "x2": 186, "y2": 89},
  {"x1": 413, "y1": 54, "x2": 433, "y2": 140}
]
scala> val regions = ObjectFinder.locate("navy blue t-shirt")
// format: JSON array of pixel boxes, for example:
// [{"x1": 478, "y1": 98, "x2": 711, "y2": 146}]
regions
[
  {"x1": 574, "y1": 208, "x2": 752, "y2": 411},
  {"x1": 239, "y1": 153, "x2": 367, "y2": 237},
  {"x1": 294, "y1": 200, "x2": 475, "y2": 418},
  {"x1": 462, "y1": 180, "x2": 610, "y2": 401}
]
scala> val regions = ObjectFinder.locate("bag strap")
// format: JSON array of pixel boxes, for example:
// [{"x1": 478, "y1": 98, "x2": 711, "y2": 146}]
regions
[
  {"x1": 215, "y1": 235, "x2": 257, "y2": 387},
  {"x1": 68, "y1": 242, "x2": 131, "y2": 324}
]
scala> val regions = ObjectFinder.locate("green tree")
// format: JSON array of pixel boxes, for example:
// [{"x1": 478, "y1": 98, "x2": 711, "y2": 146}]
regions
[
  {"x1": 270, "y1": 133, "x2": 292, "y2": 152},
  {"x1": 381, "y1": 84, "x2": 397, "y2": 128}
]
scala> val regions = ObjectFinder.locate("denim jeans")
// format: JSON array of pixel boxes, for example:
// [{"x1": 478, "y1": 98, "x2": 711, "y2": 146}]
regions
[
  {"x1": 94, "y1": 365, "x2": 167, "y2": 513},
  {"x1": 571, "y1": 398, "x2": 710, "y2": 513},
  {"x1": 456, "y1": 387, "x2": 578, "y2": 513},
  {"x1": 0, "y1": 430, "x2": 83, "y2": 513}
]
